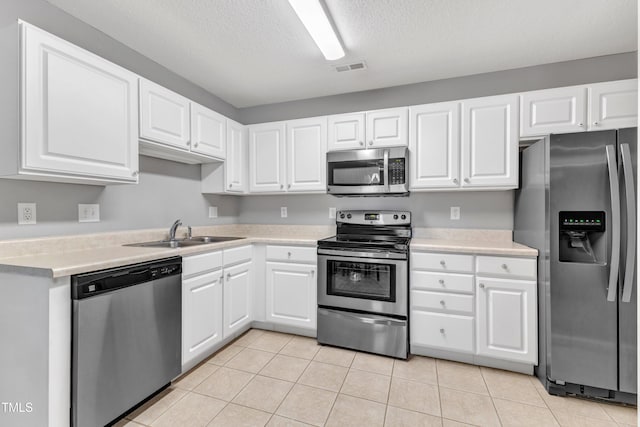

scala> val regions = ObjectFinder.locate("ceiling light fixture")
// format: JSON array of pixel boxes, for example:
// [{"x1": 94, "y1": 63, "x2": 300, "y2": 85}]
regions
[{"x1": 288, "y1": 0, "x2": 345, "y2": 61}]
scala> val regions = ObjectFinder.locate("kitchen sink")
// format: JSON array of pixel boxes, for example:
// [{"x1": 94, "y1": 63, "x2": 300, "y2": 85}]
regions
[{"x1": 126, "y1": 236, "x2": 245, "y2": 248}]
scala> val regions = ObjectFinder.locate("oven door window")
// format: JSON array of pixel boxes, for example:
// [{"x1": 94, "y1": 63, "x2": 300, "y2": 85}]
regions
[
  {"x1": 327, "y1": 260, "x2": 395, "y2": 302},
  {"x1": 328, "y1": 160, "x2": 385, "y2": 186}
]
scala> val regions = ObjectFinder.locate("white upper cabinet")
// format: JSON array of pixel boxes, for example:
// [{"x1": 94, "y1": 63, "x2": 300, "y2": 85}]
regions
[
  {"x1": 461, "y1": 94, "x2": 519, "y2": 188},
  {"x1": 589, "y1": 79, "x2": 638, "y2": 131},
  {"x1": 328, "y1": 108, "x2": 408, "y2": 151},
  {"x1": 521, "y1": 86, "x2": 587, "y2": 137},
  {"x1": 249, "y1": 122, "x2": 286, "y2": 192},
  {"x1": 19, "y1": 22, "x2": 139, "y2": 184},
  {"x1": 225, "y1": 119, "x2": 248, "y2": 193},
  {"x1": 139, "y1": 78, "x2": 191, "y2": 149},
  {"x1": 366, "y1": 107, "x2": 409, "y2": 148},
  {"x1": 409, "y1": 102, "x2": 460, "y2": 189},
  {"x1": 286, "y1": 117, "x2": 327, "y2": 192},
  {"x1": 328, "y1": 113, "x2": 366, "y2": 151},
  {"x1": 191, "y1": 103, "x2": 226, "y2": 159}
]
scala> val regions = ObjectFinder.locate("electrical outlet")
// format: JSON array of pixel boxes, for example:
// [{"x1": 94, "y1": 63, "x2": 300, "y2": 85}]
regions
[
  {"x1": 450, "y1": 206, "x2": 461, "y2": 220},
  {"x1": 329, "y1": 207, "x2": 336, "y2": 219},
  {"x1": 78, "y1": 204, "x2": 100, "y2": 223},
  {"x1": 18, "y1": 203, "x2": 36, "y2": 225},
  {"x1": 281, "y1": 207, "x2": 288, "y2": 218},
  {"x1": 208, "y1": 206, "x2": 218, "y2": 218}
]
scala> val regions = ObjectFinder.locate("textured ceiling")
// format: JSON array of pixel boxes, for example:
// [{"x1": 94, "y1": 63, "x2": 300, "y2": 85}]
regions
[{"x1": 45, "y1": 0, "x2": 637, "y2": 108}]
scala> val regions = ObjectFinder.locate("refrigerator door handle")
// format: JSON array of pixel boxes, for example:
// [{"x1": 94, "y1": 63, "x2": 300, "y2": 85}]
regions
[
  {"x1": 606, "y1": 145, "x2": 621, "y2": 302},
  {"x1": 620, "y1": 143, "x2": 636, "y2": 303}
]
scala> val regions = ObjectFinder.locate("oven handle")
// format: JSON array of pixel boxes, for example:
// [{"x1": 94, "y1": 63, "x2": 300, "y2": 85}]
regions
[
  {"x1": 317, "y1": 248, "x2": 407, "y2": 260},
  {"x1": 321, "y1": 308, "x2": 406, "y2": 327}
]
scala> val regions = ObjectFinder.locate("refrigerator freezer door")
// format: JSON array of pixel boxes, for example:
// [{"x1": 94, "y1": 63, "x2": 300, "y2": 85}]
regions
[
  {"x1": 618, "y1": 127, "x2": 637, "y2": 394},
  {"x1": 549, "y1": 130, "x2": 618, "y2": 391}
]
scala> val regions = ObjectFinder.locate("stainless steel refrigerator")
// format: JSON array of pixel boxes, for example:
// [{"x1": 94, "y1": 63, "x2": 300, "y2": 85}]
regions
[{"x1": 515, "y1": 128, "x2": 637, "y2": 404}]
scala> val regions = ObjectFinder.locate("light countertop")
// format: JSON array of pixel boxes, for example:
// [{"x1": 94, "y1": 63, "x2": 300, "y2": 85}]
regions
[{"x1": 0, "y1": 225, "x2": 537, "y2": 278}]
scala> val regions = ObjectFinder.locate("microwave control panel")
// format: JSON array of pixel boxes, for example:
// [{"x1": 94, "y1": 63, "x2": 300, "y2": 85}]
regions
[{"x1": 389, "y1": 158, "x2": 406, "y2": 184}]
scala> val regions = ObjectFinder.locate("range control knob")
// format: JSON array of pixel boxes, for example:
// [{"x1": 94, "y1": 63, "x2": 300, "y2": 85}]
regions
[
  {"x1": 393, "y1": 214, "x2": 399, "y2": 220},
  {"x1": 401, "y1": 214, "x2": 407, "y2": 220},
  {"x1": 347, "y1": 213, "x2": 352, "y2": 219},
  {"x1": 339, "y1": 213, "x2": 345, "y2": 219}
]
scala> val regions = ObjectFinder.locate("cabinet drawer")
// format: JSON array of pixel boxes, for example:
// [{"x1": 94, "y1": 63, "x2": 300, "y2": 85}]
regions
[
  {"x1": 411, "y1": 311, "x2": 474, "y2": 353},
  {"x1": 476, "y1": 256, "x2": 536, "y2": 279},
  {"x1": 183, "y1": 251, "x2": 222, "y2": 277},
  {"x1": 412, "y1": 252, "x2": 474, "y2": 273},
  {"x1": 224, "y1": 245, "x2": 252, "y2": 266},
  {"x1": 412, "y1": 290, "x2": 474, "y2": 314},
  {"x1": 411, "y1": 270, "x2": 474, "y2": 293},
  {"x1": 266, "y1": 245, "x2": 316, "y2": 263}
]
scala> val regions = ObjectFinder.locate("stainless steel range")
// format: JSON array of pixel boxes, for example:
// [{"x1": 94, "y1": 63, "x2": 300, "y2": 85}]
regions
[{"x1": 317, "y1": 210, "x2": 411, "y2": 359}]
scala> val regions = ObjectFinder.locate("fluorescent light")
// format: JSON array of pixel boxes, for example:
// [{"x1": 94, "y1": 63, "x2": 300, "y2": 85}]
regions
[{"x1": 288, "y1": 0, "x2": 345, "y2": 60}]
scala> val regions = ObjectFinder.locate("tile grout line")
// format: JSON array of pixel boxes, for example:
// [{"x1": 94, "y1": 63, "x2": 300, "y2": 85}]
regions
[
  {"x1": 478, "y1": 365, "x2": 504, "y2": 426},
  {"x1": 435, "y1": 358, "x2": 445, "y2": 422}
]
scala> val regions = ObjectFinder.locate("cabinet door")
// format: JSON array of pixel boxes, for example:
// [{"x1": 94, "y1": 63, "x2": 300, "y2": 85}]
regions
[
  {"x1": 266, "y1": 262, "x2": 317, "y2": 330},
  {"x1": 409, "y1": 102, "x2": 460, "y2": 189},
  {"x1": 223, "y1": 261, "x2": 252, "y2": 339},
  {"x1": 182, "y1": 270, "x2": 223, "y2": 366},
  {"x1": 286, "y1": 117, "x2": 327, "y2": 192},
  {"x1": 191, "y1": 103, "x2": 226, "y2": 159},
  {"x1": 225, "y1": 119, "x2": 248, "y2": 193},
  {"x1": 21, "y1": 23, "x2": 139, "y2": 182},
  {"x1": 461, "y1": 94, "x2": 518, "y2": 188},
  {"x1": 366, "y1": 107, "x2": 409, "y2": 148},
  {"x1": 521, "y1": 87, "x2": 587, "y2": 136},
  {"x1": 589, "y1": 79, "x2": 638, "y2": 131},
  {"x1": 249, "y1": 122, "x2": 286, "y2": 192},
  {"x1": 328, "y1": 113, "x2": 366, "y2": 151},
  {"x1": 476, "y1": 277, "x2": 537, "y2": 364},
  {"x1": 139, "y1": 79, "x2": 191, "y2": 149}
]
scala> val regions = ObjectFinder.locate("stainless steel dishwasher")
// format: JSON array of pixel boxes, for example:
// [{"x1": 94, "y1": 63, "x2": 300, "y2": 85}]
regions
[{"x1": 71, "y1": 257, "x2": 182, "y2": 427}]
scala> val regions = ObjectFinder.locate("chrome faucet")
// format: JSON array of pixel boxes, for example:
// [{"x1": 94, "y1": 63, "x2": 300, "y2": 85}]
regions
[{"x1": 169, "y1": 219, "x2": 182, "y2": 241}]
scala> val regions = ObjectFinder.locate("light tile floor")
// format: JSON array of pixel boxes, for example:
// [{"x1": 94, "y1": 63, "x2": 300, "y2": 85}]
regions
[{"x1": 115, "y1": 330, "x2": 638, "y2": 427}]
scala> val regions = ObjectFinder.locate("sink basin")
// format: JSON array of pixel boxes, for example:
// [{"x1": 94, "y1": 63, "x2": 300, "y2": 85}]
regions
[{"x1": 126, "y1": 236, "x2": 245, "y2": 249}]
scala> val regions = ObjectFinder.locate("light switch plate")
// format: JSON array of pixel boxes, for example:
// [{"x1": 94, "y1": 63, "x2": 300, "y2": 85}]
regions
[
  {"x1": 450, "y1": 206, "x2": 461, "y2": 220},
  {"x1": 209, "y1": 206, "x2": 218, "y2": 218},
  {"x1": 78, "y1": 204, "x2": 100, "y2": 223},
  {"x1": 329, "y1": 207, "x2": 336, "y2": 219},
  {"x1": 18, "y1": 203, "x2": 36, "y2": 225},
  {"x1": 281, "y1": 207, "x2": 288, "y2": 218}
]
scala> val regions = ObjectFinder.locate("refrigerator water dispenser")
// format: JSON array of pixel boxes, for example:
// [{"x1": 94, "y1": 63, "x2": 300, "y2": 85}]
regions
[{"x1": 559, "y1": 211, "x2": 605, "y2": 264}]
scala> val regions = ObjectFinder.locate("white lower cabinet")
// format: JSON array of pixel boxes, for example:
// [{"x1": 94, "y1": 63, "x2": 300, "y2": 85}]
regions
[
  {"x1": 182, "y1": 268, "x2": 223, "y2": 367},
  {"x1": 476, "y1": 276, "x2": 537, "y2": 364},
  {"x1": 265, "y1": 245, "x2": 317, "y2": 331},
  {"x1": 411, "y1": 250, "x2": 538, "y2": 371},
  {"x1": 223, "y1": 261, "x2": 252, "y2": 338}
]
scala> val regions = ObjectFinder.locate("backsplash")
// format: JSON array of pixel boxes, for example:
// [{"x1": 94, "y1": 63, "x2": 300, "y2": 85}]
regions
[{"x1": 237, "y1": 191, "x2": 514, "y2": 229}]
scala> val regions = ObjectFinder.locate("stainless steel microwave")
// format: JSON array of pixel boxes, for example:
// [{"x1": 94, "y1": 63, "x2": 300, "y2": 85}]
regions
[{"x1": 327, "y1": 147, "x2": 409, "y2": 196}]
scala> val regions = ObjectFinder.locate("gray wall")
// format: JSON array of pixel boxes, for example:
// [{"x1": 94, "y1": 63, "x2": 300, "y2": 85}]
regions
[
  {"x1": 0, "y1": 156, "x2": 239, "y2": 240},
  {"x1": 238, "y1": 192, "x2": 514, "y2": 230},
  {"x1": 239, "y1": 52, "x2": 638, "y2": 124}
]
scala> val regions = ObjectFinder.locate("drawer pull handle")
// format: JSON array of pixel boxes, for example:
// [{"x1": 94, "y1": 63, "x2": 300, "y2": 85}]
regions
[
  {"x1": 287, "y1": 252, "x2": 292, "y2": 258},
  {"x1": 440, "y1": 300, "x2": 445, "y2": 306},
  {"x1": 227, "y1": 273, "x2": 231, "y2": 281},
  {"x1": 439, "y1": 328, "x2": 445, "y2": 334},
  {"x1": 440, "y1": 260, "x2": 446, "y2": 266},
  {"x1": 479, "y1": 283, "x2": 485, "y2": 289},
  {"x1": 501, "y1": 264, "x2": 508, "y2": 270},
  {"x1": 439, "y1": 279, "x2": 445, "y2": 285}
]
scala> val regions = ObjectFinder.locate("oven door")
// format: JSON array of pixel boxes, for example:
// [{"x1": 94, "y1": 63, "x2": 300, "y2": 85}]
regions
[
  {"x1": 327, "y1": 149, "x2": 389, "y2": 195},
  {"x1": 318, "y1": 251, "x2": 407, "y2": 317}
]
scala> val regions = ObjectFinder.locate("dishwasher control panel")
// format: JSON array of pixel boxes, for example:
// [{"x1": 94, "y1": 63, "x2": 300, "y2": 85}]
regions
[{"x1": 71, "y1": 257, "x2": 182, "y2": 299}]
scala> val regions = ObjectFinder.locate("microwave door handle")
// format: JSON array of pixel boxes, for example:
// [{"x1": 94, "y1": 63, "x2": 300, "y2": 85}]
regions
[
  {"x1": 383, "y1": 149, "x2": 389, "y2": 192},
  {"x1": 621, "y1": 143, "x2": 636, "y2": 303},
  {"x1": 606, "y1": 144, "x2": 620, "y2": 302}
]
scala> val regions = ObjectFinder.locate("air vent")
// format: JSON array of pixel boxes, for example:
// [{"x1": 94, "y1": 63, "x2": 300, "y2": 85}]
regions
[{"x1": 334, "y1": 61, "x2": 367, "y2": 73}]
